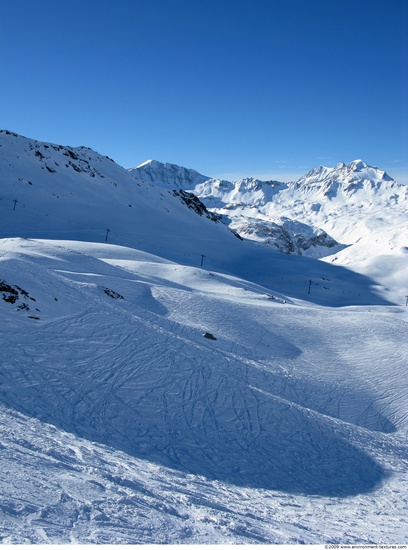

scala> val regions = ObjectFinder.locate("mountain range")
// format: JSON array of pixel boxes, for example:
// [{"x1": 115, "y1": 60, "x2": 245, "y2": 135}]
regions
[
  {"x1": 130, "y1": 156, "x2": 408, "y2": 305},
  {"x1": 0, "y1": 130, "x2": 407, "y2": 544},
  {"x1": 131, "y1": 157, "x2": 407, "y2": 257}
]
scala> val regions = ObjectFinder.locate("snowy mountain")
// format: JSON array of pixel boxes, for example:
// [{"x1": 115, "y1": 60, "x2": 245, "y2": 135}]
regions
[
  {"x1": 129, "y1": 159, "x2": 211, "y2": 189},
  {"x1": 130, "y1": 158, "x2": 408, "y2": 294},
  {"x1": 129, "y1": 161, "x2": 338, "y2": 256},
  {"x1": 295, "y1": 159, "x2": 394, "y2": 193},
  {"x1": 131, "y1": 158, "x2": 407, "y2": 251},
  {"x1": 281, "y1": 159, "x2": 407, "y2": 244},
  {"x1": 0, "y1": 130, "x2": 245, "y2": 263},
  {"x1": 1, "y1": 131, "x2": 407, "y2": 544},
  {"x1": 230, "y1": 216, "x2": 340, "y2": 256}
]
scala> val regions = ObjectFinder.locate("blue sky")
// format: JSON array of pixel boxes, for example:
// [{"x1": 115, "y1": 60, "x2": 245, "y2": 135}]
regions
[{"x1": 1, "y1": 0, "x2": 407, "y2": 182}]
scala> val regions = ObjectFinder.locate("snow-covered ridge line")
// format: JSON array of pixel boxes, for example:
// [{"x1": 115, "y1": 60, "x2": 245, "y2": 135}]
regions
[
  {"x1": 0, "y1": 129, "x2": 245, "y2": 265},
  {"x1": 129, "y1": 158, "x2": 211, "y2": 189},
  {"x1": 131, "y1": 157, "x2": 399, "y2": 189},
  {"x1": 130, "y1": 157, "x2": 408, "y2": 265}
]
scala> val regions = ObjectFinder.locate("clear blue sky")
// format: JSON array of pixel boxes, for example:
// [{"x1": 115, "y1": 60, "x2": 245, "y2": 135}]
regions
[{"x1": 1, "y1": 0, "x2": 407, "y2": 182}]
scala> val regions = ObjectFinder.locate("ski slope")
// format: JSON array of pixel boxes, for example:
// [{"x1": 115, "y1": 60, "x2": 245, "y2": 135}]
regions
[{"x1": 0, "y1": 238, "x2": 407, "y2": 543}]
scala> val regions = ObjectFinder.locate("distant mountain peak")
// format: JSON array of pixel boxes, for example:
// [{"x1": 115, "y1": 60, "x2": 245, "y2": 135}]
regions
[
  {"x1": 349, "y1": 159, "x2": 368, "y2": 171},
  {"x1": 296, "y1": 159, "x2": 396, "y2": 190},
  {"x1": 129, "y1": 159, "x2": 211, "y2": 189},
  {"x1": 136, "y1": 159, "x2": 155, "y2": 168}
]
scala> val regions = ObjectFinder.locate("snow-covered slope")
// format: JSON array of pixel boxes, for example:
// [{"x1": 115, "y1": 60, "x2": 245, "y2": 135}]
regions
[
  {"x1": 0, "y1": 238, "x2": 407, "y2": 543},
  {"x1": 0, "y1": 130, "x2": 242, "y2": 265},
  {"x1": 1, "y1": 132, "x2": 407, "y2": 544}
]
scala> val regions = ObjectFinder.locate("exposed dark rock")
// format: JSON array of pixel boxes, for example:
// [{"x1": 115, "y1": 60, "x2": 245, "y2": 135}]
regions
[
  {"x1": 103, "y1": 288, "x2": 124, "y2": 300},
  {"x1": 173, "y1": 190, "x2": 221, "y2": 223}
]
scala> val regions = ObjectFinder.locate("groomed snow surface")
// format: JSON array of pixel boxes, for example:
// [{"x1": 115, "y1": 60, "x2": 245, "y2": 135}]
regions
[
  {"x1": 0, "y1": 130, "x2": 407, "y2": 544},
  {"x1": 0, "y1": 238, "x2": 407, "y2": 544}
]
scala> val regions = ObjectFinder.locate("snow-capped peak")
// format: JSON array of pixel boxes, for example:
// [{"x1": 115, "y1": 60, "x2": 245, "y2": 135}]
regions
[
  {"x1": 127, "y1": 153, "x2": 406, "y2": 261},
  {"x1": 296, "y1": 159, "x2": 396, "y2": 190},
  {"x1": 349, "y1": 159, "x2": 368, "y2": 171},
  {"x1": 136, "y1": 159, "x2": 155, "y2": 168},
  {"x1": 129, "y1": 159, "x2": 211, "y2": 189}
]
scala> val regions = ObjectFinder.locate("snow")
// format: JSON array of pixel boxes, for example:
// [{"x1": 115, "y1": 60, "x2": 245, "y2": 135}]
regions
[
  {"x1": 130, "y1": 157, "x2": 408, "y2": 302},
  {"x1": 129, "y1": 159, "x2": 211, "y2": 189},
  {"x1": 0, "y1": 130, "x2": 407, "y2": 544}
]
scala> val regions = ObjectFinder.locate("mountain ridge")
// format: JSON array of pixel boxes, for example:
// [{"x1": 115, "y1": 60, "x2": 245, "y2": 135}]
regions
[
  {"x1": 129, "y1": 158, "x2": 211, "y2": 189},
  {"x1": 132, "y1": 157, "x2": 399, "y2": 188},
  {"x1": 130, "y1": 157, "x2": 407, "y2": 263}
]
